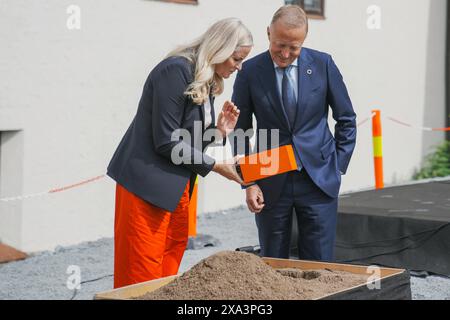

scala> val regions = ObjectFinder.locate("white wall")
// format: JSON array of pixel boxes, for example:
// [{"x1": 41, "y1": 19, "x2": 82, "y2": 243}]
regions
[
  {"x1": 0, "y1": 0, "x2": 283, "y2": 252},
  {"x1": 0, "y1": 131, "x2": 24, "y2": 248},
  {"x1": 305, "y1": 0, "x2": 447, "y2": 190},
  {"x1": 204, "y1": 0, "x2": 447, "y2": 207},
  {"x1": 0, "y1": 0, "x2": 446, "y2": 252},
  {"x1": 422, "y1": 0, "x2": 447, "y2": 156}
]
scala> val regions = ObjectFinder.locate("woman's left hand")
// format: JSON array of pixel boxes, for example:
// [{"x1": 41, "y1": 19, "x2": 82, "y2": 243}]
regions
[{"x1": 217, "y1": 100, "x2": 240, "y2": 138}]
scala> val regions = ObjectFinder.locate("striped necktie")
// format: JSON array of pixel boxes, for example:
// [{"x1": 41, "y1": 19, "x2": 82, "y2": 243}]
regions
[
  {"x1": 281, "y1": 65, "x2": 302, "y2": 171},
  {"x1": 281, "y1": 65, "x2": 297, "y2": 128}
]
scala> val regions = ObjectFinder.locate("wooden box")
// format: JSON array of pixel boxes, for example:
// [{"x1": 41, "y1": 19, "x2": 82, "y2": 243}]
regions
[{"x1": 94, "y1": 258, "x2": 411, "y2": 300}]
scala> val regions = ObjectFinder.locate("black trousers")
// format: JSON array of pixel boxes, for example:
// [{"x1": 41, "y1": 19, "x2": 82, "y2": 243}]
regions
[{"x1": 255, "y1": 169, "x2": 338, "y2": 261}]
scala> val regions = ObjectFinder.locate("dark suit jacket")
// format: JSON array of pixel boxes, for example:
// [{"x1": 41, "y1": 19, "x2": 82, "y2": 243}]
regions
[
  {"x1": 107, "y1": 56, "x2": 222, "y2": 212},
  {"x1": 232, "y1": 49, "x2": 357, "y2": 207}
]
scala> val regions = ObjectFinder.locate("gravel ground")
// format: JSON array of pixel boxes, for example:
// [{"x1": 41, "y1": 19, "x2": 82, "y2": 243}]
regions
[{"x1": 0, "y1": 206, "x2": 449, "y2": 300}]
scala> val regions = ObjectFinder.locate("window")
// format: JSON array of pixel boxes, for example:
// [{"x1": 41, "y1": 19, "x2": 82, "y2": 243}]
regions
[
  {"x1": 0, "y1": 130, "x2": 24, "y2": 248},
  {"x1": 153, "y1": 0, "x2": 198, "y2": 4},
  {"x1": 285, "y1": 0, "x2": 325, "y2": 19}
]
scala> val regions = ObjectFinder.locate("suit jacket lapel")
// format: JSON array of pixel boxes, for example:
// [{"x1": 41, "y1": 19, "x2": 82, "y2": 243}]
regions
[
  {"x1": 256, "y1": 51, "x2": 291, "y2": 131},
  {"x1": 293, "y1": 48, "x2": 317, "y2": 130}
]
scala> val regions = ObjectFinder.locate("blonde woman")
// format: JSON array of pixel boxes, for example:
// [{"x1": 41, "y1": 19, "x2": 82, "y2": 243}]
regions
[{"x1": 107, "y1": 18, "x2": 253, "y2": 288}]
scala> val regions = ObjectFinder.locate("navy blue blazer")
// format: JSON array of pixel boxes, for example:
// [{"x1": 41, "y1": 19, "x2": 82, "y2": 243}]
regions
[
  {"x1": 107, "y1": 56, "x2": 221, "y2": 212},
  {"x1": 232, "y1": 49, "x2": 357, "y2": 206}
]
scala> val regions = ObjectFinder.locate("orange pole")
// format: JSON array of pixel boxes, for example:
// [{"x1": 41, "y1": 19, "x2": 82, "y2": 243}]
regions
[
  {"x1": 372, "y1": 110, "x2": 384, "y2": 189},
  {"x1": 188, "y1": 177, "x2": 198, "y2": 237}
]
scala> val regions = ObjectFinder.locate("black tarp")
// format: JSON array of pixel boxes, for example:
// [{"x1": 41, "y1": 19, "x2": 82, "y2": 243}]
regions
[
  {"x1": 323, "y1": 270, "x2": 412, "y2": 300},
  {"x1": 291, "y1": 179, "x2": 450, "y2": 276}
]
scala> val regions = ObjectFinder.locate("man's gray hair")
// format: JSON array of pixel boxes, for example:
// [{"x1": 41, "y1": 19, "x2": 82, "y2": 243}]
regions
[{"x1": 270, "y1": 5, "x2": 308, "y2": 32}]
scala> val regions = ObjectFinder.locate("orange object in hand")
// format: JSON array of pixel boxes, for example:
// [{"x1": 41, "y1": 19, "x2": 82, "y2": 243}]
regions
[{"x1": 236, "y1": 145, "x2": 298, "y2": 184}]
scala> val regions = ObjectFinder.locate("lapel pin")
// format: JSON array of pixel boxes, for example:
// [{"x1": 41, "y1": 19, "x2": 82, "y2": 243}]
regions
[{"x1": 307, "y1": 69, "x2": 313, "y2": 75}]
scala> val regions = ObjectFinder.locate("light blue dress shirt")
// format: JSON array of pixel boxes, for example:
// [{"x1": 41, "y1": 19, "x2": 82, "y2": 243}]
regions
[
  {"x1": 274, "y1": 60, "x2": 299, "y2": 103},
  {"x1": 273, "y1": 59, "x2": 303, "y2": 172}
]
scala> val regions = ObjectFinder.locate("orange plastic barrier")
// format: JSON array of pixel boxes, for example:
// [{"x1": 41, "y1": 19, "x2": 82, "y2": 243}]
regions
[{"x1": 372, "y1": 110, "x2": 384, "y2": 189}]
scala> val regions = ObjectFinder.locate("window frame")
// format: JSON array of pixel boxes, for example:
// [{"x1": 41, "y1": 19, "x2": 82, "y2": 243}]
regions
[
  {"x1": 286, "y1": 0, "x2": 325, "y2": 20},
  {"x1": 156, "y1": 0, "x2": 198, "y2": 5}
]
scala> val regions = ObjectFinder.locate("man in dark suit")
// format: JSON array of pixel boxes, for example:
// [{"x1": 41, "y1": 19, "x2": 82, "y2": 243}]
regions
[{"x1": 232, "y1": 5, "x2": 357, "y2": 261}]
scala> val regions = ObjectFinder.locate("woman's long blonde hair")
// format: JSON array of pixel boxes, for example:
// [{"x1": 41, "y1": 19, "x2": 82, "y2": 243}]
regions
[{"x1": 167, "y1": 18, "x2": 253, "y2": 105}]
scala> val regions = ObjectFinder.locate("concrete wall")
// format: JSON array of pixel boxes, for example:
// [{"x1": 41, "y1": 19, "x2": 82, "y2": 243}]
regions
[
  {"x1": 305, "y1": 0, "x2": 447, "y2": 190},
  {"x1": 202, "y1": 0, "x2": 447, "y2": 207},
  {"x1": 0, "y1": 131, "x2": 24, "y2": 248},
  {"x1": 0, "y1": 0, "x2": 446, "y2": 252},
  {"x1": 422, "y1": 0, "x2": 447, "y2": 157}
]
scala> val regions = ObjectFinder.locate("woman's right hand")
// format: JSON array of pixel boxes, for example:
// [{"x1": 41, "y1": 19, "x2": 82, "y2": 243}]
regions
[
  {"x1": 212, "y1": 159, "x2": 244, "y2": 185},
  {"x1": 216, "y1": 101, "x2": 240, "y2": 138}
]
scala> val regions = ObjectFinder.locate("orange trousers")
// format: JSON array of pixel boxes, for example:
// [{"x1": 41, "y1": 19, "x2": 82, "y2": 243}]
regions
[{"x1": 114, "y1": 182, "x2": 190, "y2": 289}]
